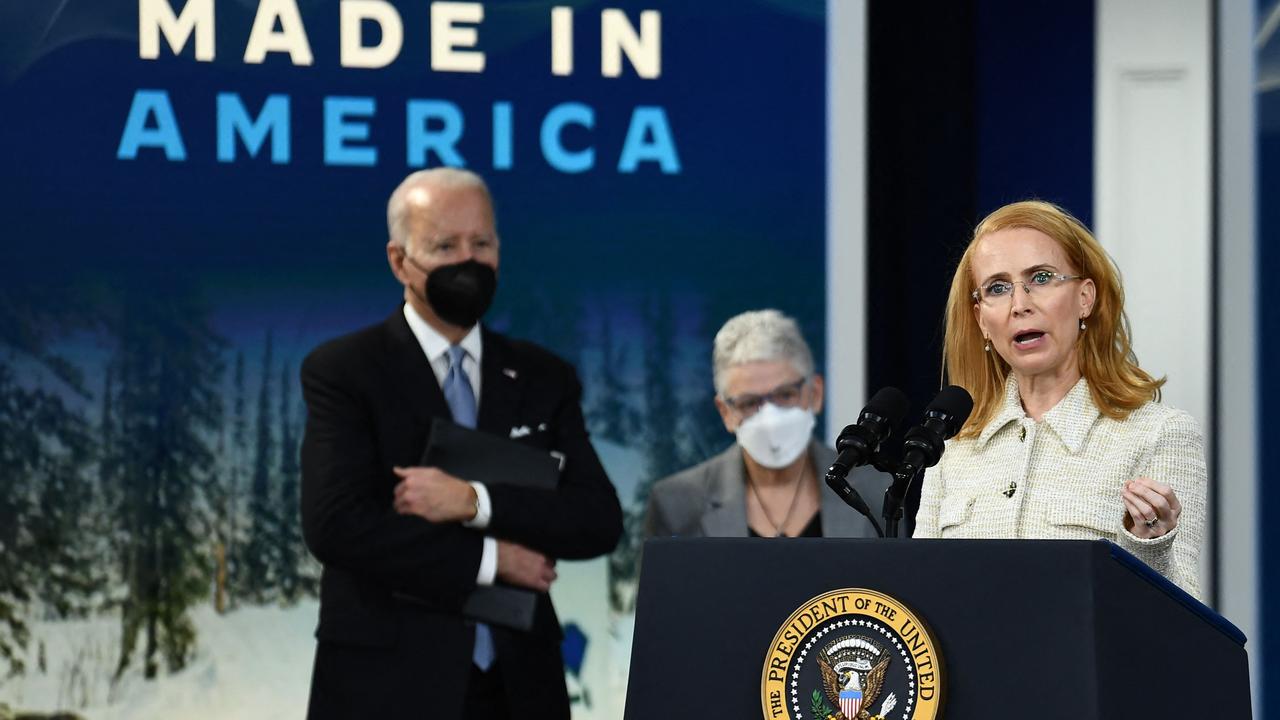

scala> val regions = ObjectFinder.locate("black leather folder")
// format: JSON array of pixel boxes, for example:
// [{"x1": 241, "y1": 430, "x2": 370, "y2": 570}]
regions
[{"x1": 419, "y1": 418, "x2": 561, "y2": 631}]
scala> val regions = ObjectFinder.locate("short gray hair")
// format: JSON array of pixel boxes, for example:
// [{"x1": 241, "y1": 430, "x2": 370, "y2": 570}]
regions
[
  {"x1": 386, "y1": 168, "x2": 493, "y2": 248},
  {"x1": 712, "y1": 309, "x2": 815, "y2": 396}
]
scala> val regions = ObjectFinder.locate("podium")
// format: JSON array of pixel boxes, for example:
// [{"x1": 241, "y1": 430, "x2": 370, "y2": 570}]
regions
[{"x1": 624, "y1": 539, "x2": 1249, "y2": 719}]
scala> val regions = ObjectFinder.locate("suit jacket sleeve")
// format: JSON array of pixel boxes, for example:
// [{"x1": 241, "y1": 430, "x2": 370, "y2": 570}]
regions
[
  {"x1": 483, "y1": 364, "x2": 623, "y2": 560},
  {"x1": 300, "y1": 349, "x2": 483, "y2": 607},
  {"x1": 1113, "y1": 409, "x2": 1206, "y2": 600}
]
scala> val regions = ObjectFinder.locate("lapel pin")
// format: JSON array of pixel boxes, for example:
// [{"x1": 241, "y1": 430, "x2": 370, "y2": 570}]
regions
[{"x1": 502, "y1": 368, "x2": 518, "y2": 379}]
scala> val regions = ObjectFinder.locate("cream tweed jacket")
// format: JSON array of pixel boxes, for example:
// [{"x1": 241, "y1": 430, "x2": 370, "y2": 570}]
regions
[{"x1": 913, "y1": 376, "x2": 1205, "y2": 600}]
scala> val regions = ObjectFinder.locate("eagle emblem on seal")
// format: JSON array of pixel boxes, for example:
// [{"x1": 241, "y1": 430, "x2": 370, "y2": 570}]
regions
[{"x1": 816, "y1": 636, "x2": 897, "y2": 720}]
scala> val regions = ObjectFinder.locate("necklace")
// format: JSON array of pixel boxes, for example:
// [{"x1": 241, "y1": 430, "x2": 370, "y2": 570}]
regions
[{"x1": 746, "y1": 454, "x2": 810, "y2": 537}]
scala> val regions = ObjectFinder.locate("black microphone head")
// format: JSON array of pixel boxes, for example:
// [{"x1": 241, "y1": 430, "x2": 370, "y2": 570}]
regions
[
  {"x1": 860, "y1": 386, "x2": 910, "y2": 429},
  {"x1": 925, "y1": 385, "x2": 974, "y2": 438},
  {"x1": 834, "y1": 386, "x2": 910, "y2": 464}
]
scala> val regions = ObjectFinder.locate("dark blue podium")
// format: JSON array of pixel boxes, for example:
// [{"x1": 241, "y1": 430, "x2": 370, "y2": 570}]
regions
[{"x1": 625, "y1": 539, "x2": 1249, "y2": 719}]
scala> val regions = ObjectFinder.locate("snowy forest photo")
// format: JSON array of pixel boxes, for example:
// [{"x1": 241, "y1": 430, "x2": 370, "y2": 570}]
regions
[
  {"x1": 0, "y1": 286, "x2": 825, "y2": 719},
  {"x1": 0, "y1": 1, "x2": 827, "y2": 716},
  {"x1": 0, "y1": 288, "x2": 322, "y2": 716}
]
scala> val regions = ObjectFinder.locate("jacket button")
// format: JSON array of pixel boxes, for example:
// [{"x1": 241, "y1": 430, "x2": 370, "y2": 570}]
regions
[
  {"x1": 1001, "y1": 481, "x2": 1017, "y2": 498},
  {"x1": 1019, "y1": 426, "x2": 1027, "y2": 442}
]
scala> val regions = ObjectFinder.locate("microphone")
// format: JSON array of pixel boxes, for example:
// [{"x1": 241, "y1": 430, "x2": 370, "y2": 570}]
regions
[
  {"x1": 827, "y1": 387, "x2": 910, "y2": 474},
  {"x1": 824, "y1": 387, "x2": 910, "y2": 538},
  {"x1": 898, "y1": 385, "x2": 974, "y2": 478},
  {"x1": 881, "y1": 385, "x2": 973, "y2": 537}
]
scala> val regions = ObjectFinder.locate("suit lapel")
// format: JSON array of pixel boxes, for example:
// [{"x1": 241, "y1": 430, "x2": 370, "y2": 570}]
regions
[
  {"x1": 699, "y1": 445, "x2": 750, "y2": 537},
  {"x1": 384, "y1": 307, "x2": 451, "y2": 428},
  {"x1": 476, "y1": 327, "x2": 523, "y2": 438},
  {"x1": 699, "y1": 442, "x2": 871, "y2": 538}
]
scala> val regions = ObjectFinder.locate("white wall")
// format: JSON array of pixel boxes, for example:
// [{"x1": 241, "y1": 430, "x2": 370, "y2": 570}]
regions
[
  {"x1": 1094, "y1": 0, "x2": 1213, "y2": 588},
  {"x1": 826, "y1": 0, "x2": 867, "y2": 437},
  {"x1": 1098, "y1": 1, "x2": 1259, "y2": 713},
  {"x1": 1216, "y1": 0, "x2": 1261, "y2": 714}
]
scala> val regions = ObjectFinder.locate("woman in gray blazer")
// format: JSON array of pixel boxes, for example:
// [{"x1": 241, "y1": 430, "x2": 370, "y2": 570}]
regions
[{"x1": 645, "y1": 310, "x2": 884, "y2": 539}]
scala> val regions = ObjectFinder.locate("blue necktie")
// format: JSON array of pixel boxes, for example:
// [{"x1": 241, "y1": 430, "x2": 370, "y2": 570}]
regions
[
  {"x1": 442, "y1": 346, "x2": 494, "y2": 670},
  {"x1": 443, "y1": 346, "x2": 477, "y2": 428}
]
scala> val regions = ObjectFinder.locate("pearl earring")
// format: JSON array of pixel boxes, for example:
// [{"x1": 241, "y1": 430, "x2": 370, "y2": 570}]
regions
[
  {"x1": 983, "y1": 338, "x2": 991, "y2": 352},
  {"x1": 1079, "y1": 318, "x2": 1086, "y2": 331}
]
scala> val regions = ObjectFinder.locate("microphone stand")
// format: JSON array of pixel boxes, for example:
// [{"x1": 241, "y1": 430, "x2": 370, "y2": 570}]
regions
[
  {"x1": 871, "y1": 453, "x2": 922, "y2": 539},
  {"x1": 823, "y1": 469, "x2": 885, "y2": 538}
]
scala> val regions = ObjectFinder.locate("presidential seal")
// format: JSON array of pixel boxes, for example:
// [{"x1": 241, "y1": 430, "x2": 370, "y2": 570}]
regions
[{"x1": 760, "y1": 589, "x2": 942, "y2": 720}]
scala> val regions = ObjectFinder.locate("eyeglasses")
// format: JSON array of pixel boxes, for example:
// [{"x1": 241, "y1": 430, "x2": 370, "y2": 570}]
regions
[
  {"x1": 971, "y1": 270, "x2": 1086, "y2": 305},
  {"x1": 721, "y1": 377, "x2": 809, "y2": 418}
]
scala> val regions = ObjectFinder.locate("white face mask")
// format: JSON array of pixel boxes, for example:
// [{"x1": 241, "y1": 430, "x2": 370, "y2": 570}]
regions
[{"x1": 735, "y1": 403, "x2": 816, "y2": 469}]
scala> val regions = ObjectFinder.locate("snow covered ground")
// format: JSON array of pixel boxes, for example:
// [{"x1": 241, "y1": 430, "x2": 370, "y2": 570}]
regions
[
  {"x1": 3, "y1": 585, "x2": 632, "y2": 720},
  {"x1": 2, "y1": 601, "x2": 317, "y2": 719},
  {"x1": 1, "y1": 439, "x2": 647, "y2": 720},
  {"x1": 557, "y1": 438, "x2": 645, "y2": 720}
]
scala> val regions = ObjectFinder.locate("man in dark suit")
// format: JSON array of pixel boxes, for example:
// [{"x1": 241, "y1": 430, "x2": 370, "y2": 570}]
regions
[{"x1": 300, "y1": 168, "x2": 623, "y2": 720}]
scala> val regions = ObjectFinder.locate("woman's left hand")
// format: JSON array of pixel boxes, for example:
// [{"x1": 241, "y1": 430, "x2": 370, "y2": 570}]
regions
[{"x1": 1122, "y1": 476, "x2": 1181, "y2": 539}]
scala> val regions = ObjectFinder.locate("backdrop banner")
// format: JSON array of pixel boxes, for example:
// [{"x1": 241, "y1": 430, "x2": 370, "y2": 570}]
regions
[{"x1": 0, "y1": 1, "x2": 826, "y2": 717}]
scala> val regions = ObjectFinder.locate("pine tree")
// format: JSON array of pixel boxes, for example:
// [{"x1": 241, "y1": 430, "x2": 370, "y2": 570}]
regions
[
  {"x1": 0, "y1": 364, "x2": 91, "y2": 676},
  {"x1": 108, "y1": 291, "x2": 224, "y2": 680},
  {"x1": 237, "y1": 332, "x2": 277, "y2": 603},
  {"x1": 607, "y1": 295, "x2": 687, "y2": 614},
  {"x1": 0, "y1": 290, "x2": 96, "y2": 679},
  {"x1": 292, "y1": 390, "x2": 322, "y2": 599},
  {"x1": 274, "y1": 360, "x2": 304, "y2": 603},
  {"x1": 679, "y1": 309, "x2": 735, "y2": 464},
  {"x1": 491, "y1": 277, "x2": 590, "y2": 372},
  {"x1": 98, "y1": 362, "x2": 126, "y2": 596},
  {"x1": 587, "y1": 312, "x2": 640, "y2": 445},
  {"x1": 224, "y1": 351, "x2": 249, "y2": 607},
  {"x1": 639, "y1": 295, "x2": 686, "y2": 484},
  {"x1": 26, "y1": 417, "x2": 98, "y2": 618},
  {"x1": 207, "y1": 351, "x2": 250, "y2": 613}
]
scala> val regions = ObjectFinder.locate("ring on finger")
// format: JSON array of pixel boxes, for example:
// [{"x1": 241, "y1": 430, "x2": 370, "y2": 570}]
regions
[{"x1": 1144, "y1": 516, "x2": 1159, "y2": 528}]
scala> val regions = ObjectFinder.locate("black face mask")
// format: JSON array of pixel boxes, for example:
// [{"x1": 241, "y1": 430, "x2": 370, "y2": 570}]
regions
[{"x1": 424, "y1": 259, "x2": 497, "y2": 328}]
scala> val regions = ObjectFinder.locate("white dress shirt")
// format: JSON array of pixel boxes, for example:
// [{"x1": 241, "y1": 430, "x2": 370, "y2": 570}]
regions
[
  {"x1": 914, "y1": 375, "x2": 1206, "y2": 600},
  {"x1": 403, "y1": 303, "x2": 497, "y2": 585}
]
